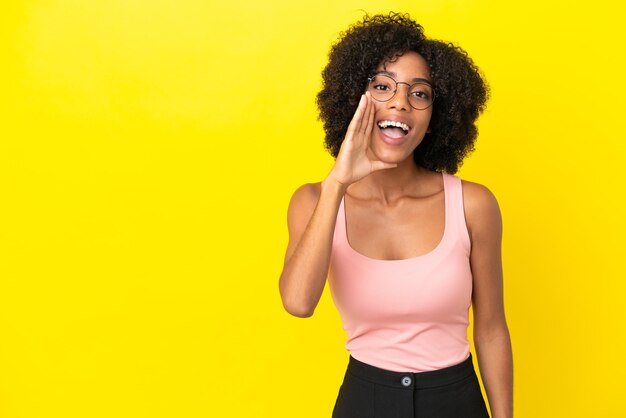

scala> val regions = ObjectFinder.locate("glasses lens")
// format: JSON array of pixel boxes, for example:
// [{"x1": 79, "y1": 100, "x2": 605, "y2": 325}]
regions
[
  {"x1": 408, "y1": 83, "x2": 434, "y2": 110},
  {"x1": 367, "y1": 75, "x2": 395, "y2": 102}
]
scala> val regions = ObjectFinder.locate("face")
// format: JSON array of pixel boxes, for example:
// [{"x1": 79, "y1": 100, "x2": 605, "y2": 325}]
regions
[{"x1": 366, "y1": 51, "x2": 433, "y2": 165}]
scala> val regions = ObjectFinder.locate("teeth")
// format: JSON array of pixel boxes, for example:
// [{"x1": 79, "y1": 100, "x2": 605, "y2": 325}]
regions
[{"x1": 377, "y1": 120, "x2": 410, "y2": 132}]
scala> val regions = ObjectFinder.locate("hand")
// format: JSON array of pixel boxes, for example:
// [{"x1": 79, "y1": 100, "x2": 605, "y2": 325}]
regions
[{"x1": 327, "y1": 92, "x2": 397, "y2": 187}]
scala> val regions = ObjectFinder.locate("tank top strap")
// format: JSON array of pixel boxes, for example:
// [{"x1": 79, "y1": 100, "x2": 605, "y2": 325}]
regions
[
  {"x1": 334, "y1": 196, "x2": 346, "y2": 244},
  {"x1": 443, "y1": 172, "x2": 471, "y2": 254},
  {"x1": 333, "y1": 172, "x2": 470, "y2": 258}
]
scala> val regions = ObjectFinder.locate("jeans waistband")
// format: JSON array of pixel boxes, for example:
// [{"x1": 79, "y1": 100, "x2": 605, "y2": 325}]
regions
[{"x1": 346, "y1": 353, "x2": 476, "y2": 390}]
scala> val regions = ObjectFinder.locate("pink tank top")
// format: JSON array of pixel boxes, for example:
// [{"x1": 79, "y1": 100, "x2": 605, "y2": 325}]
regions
[{"x1": 328, "y1": 172, "x2": 472, "y2": 372}]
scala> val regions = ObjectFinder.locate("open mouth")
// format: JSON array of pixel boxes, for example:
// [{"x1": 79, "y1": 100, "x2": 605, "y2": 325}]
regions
[{"x1": 377, "y1": 120, "x2": 411, "y2": 139}]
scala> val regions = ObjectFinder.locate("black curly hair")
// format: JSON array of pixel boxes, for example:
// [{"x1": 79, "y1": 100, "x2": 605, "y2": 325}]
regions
[{"x1": 316, "y1": 12, "x2": 489, "y2": 174}]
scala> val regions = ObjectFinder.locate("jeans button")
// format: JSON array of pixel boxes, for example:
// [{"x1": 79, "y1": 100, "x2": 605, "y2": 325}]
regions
[{"x1": 401, "y1": 376, "x2": 412, "y2": 387}]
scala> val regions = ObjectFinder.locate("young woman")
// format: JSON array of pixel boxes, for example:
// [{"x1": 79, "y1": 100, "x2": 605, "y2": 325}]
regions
[{"x1": 279, "y1": 12, "x2": 513, "y2": 418}]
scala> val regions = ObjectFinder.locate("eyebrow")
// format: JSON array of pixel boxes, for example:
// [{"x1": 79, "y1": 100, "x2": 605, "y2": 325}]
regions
[{"x1": 375, "y1": 70, "x2": 433, "y2": 85}]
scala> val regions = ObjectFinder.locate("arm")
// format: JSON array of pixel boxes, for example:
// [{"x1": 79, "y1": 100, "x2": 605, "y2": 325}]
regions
[
  {"x1": 278, "y1": 179, "x2": 346, "y2": 317},
  {"x1": 278, "y1": 92, "x2": 396, "y2": 317},
  {"x1": 464, "y1": 181, "x2": 514, "y2": 418}
]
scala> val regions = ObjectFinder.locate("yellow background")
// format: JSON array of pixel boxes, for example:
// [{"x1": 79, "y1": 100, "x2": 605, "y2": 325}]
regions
[{"x1": 1, "y1": 1, "x2": 625, "y2": 417}]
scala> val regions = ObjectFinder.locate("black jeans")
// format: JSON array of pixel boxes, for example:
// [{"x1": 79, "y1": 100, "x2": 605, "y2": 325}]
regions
[{"x1": 332, "y1": 353, "x2": 490, "y2": 418}]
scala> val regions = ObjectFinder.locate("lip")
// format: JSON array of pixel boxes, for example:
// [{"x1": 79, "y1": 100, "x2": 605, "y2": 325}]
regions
[
  {"x1": 376, "y1": 116, "x2": 413, "y2": 132},
  {"x1": 377, "y1": 125, "x2": 409, "y2": 146},
  {"x1": 376, "y1": 115, "x2": 412, "y2": 146}
]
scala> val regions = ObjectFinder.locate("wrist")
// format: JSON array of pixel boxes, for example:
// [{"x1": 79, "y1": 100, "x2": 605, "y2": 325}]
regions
[{"x1": 322, "y1": 175, "x2": 348, "y2": 196}]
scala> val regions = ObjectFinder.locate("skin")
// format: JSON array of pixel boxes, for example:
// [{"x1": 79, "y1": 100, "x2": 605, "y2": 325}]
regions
[{"x1": 278, "y1": 51, "x2": 513, "y2": 418}]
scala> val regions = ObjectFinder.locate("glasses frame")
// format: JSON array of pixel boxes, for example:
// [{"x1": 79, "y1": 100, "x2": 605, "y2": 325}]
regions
[{"x1": 366, "y1": 74, "x2": 436, "y2": 111}]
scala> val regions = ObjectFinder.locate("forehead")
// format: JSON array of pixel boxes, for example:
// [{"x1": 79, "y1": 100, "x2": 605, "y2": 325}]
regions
[{"x1": 376, "y1": 51, "x2": 431, "y2": 79}]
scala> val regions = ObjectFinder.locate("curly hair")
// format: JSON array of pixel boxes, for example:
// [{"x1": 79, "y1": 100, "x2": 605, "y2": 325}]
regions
[{"x1": 316, "y1": 12, "x2": 489, "y2": 174}]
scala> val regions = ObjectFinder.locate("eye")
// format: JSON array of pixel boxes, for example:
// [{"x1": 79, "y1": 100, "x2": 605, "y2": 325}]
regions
[
  {"x1": 373, "y1": 82, "x2": 392, "y2": 91},
  {"x1": 409, "y1": 85, "x2": 432, "y2": 100},
  {"x1": 369, "y1": 75, "x2": 395, "y2": 91},
  {"x1": 411, "y1": 91, "x2": 428, "y2": 99}
]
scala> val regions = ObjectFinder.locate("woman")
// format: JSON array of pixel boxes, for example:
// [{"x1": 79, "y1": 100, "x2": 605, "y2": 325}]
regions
[{"x1": 279, "y1": 12, "x2": 513, "y2": 418}]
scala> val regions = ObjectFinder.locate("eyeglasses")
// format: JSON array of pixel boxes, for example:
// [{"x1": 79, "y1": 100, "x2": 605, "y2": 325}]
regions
[{"x1": 366, "y1": 74, "x2": 435, "y2": 110}]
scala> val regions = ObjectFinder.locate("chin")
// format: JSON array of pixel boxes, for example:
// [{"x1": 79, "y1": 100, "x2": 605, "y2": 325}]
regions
[
  {"x1": 370, "y1": 132, "x2": 423, "y2": 165},
  {"x1": 372, "y1": 147, "x2": 413, "y2": 165}
]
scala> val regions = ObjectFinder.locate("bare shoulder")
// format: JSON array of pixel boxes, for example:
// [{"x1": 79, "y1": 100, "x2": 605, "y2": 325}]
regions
[
  {"x1": 287, "y1": 182, "x2": 322, "y2": 230},
  {"x1": 289, "y1": 182, "x2": 321, "y2": 212},
  {"x1": 460, "y1": 179, "x2": 502, "y2": 239},
  {"x1": 283, "y1": 182, "x2": 323, "y2": 263}
]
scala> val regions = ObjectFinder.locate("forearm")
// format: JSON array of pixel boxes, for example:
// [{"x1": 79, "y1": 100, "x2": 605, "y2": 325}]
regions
[
  {"x1": 279, "y1": 178, "x2": 346, "y2": 317},
  {"x1": 474, "y1": 329, "x2": 513, "y2": 418}
]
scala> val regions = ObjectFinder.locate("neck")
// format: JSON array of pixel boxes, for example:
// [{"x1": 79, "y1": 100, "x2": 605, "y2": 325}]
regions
[{"x1": 348, "y1": 155, "x2": 430, "y2": 204}]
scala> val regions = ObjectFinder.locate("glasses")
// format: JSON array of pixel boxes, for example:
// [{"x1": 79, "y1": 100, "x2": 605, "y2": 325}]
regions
[{"x1": 366, "y1": 74, "x2": 435, "y2": 110}]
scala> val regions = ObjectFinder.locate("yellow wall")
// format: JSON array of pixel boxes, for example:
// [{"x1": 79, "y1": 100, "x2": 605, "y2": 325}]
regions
[{"x1": 1, "y1": 1, "x2": 625, "y2": 417}]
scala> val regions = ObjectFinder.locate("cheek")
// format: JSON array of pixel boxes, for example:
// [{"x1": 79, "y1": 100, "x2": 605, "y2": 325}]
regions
[
  {"x1": 417, "y1": 112, "x2": 433, "y2": 131},
  {"x1": 371, "y1": 101, "x2": 384, "y2": 114}
]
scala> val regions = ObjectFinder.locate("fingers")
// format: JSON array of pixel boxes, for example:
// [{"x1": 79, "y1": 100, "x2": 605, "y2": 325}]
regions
[
  {"x1": 350, "y1": 92, "x2": 375, "y2": 151},
  {"x1": 345, "y1": 94, "x2": 367, "y2": 142},
  {"x1": 363, "y1": 92, "x2": 375, "y2": 139},
  {"x1": 357, "y1": 92, "x2": 372, "y2": 136}
]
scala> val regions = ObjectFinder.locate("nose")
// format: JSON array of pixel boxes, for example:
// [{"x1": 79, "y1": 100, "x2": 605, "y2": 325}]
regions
[{"x1": 387, "y1": 83, "x2": 411, "y2": 112}]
